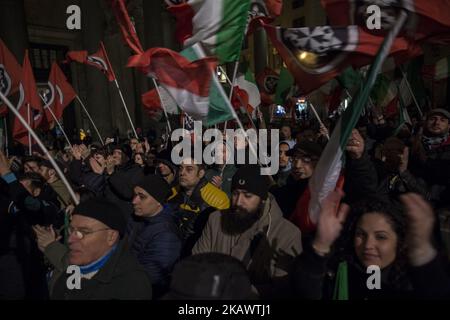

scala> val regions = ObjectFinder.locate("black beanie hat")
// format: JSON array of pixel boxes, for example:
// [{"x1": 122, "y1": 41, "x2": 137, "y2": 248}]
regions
[
  {"x1": 135, "y1": 175, "x2": 171, "y2": 205},
  {"x1": 155, "y1": 148, "x2": 177, "y2": 174},
  {"x1": 231, "y1": 165, "x2": 270, "y2": 200},
  {"x1": 72, "y1": 197, "x2": 126, "y2": 236}
]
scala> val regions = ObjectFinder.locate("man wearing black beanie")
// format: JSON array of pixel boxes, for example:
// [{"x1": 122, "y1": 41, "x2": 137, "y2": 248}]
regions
[
  {"x1": 38, "y1": 197, "x2": 153, "y2": 300},
  {"x1": 193, "y1": 165, "x2": 302, "y2": 299},
  {"x1": 127, "y1": 175, "x2": 183, "y2": 299}
]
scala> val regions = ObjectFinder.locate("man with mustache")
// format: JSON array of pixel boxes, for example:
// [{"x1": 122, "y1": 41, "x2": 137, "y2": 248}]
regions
[{"x1": 193, "y1": 165, "x2": 302, "y2": 299}]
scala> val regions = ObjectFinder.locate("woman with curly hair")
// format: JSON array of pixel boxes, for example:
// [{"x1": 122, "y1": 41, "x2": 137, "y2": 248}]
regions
[{"x1": 293, "y1": 191, "x2": 413, "y2": 299}]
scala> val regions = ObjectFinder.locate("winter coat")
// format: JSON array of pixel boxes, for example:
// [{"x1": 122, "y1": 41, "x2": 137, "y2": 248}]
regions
[
  {"x1": 0, "y1": 172, "x2": 62, "y2": 299},
  {"x1": 168, "y1": 178, "x2": 230, "y2": 256},
  {"x1": 45, "y1": 238, "x2": 153, "y2": 300},
  {"x1": 126, "y1": 206, "x2": 182, "y2": 299},
  {"x1": 192, "y1": 194, "x2": 302, "y2": 299},
  {"x1": 68, "y1": 159, "x2": 106, "y2": 194}
]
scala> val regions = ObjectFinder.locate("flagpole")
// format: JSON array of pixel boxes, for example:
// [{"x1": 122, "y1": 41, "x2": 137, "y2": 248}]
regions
[
  {"x1": 100, "y1": 41, "x2": 138, "y2": 139},
  {"x1": 75, "y1": 95, "x2": 104, "y2": 146},
  {"x1": 3, "y1": 117, "x2": 9, "y2": 157},
  {"x1": 151, "y1": 78, "x2": 172, "y2": 133},
  {"x1": 222, "y1": 62, "x2": 240, "y2": 131},
  {"x1": 40, "y1": 96, "x2": 73, "y2": 148},
  {"x1": 308, "y1": 102, "x2": 330, "y2": 140},
  {"x1": 0, "y1": 91, "x2": 79, "y2": 205},
  {"x1": 400, "y1": 69, "x2": 424, "y2": 118},
  {"x1": 113, "y1": 79, "x2": 138, "y2": 139},
  {"x1": 27, "y1": 103, "x2": 32, "y2": 155}
]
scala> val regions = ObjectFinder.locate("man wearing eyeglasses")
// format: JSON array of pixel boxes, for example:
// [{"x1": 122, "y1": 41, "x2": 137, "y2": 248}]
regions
[{"x1": 34, "y1": 197, "x2": 152, "y2": 300}]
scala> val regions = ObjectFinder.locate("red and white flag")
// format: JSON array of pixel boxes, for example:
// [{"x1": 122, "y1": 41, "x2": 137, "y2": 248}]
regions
[
  {"x1": 13, "y1": 50, "x2": 43, "y2": 145},
  {"x1": 108, "y1": 0, "x2": 144, "y2": 55},
  {"x1": 66, "y1": 42, "x2": 116, "y2": 82},
  {"x1": 41, "y1": 62, "x2": 76, "y2": 126},
  {"x1": 0, "y1": 38, "x2": 22, "y2": 116},
  {"x1": 128, "y1": 47, "x2": 217, "y2": 121},
  {"x1": 263, "y1": 23, "x2": 422, "y2": 94},
  {"x1": 321, "y1": 0, "x2": 450, "y2": 44}
]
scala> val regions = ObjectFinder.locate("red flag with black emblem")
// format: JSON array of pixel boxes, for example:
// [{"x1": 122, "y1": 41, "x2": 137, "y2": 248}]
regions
[
  {"x1": 0, "y1": 38, "x2": 22, "y2": 116},
  {"x1": 263, "y1": 23, "x2": 422, "y2": 94},
  {"x1": 66, "y1": 42, "x2": 116, "y2": 81},
  {"x1": 13, "y1": 50, "x2": 43, "y2": 145},
  {"x1": 108, "y1": 0, "x2": 144, "y2": 55},
  {"x1": 42, "y1": 62, "x2": 76, "y2": 124},
  {"x1": 321, "y1": 0, "x2": 450, "y2": 44},
  {"x1": 256, "y1": 67, "x2": 279, "y2": 104}
]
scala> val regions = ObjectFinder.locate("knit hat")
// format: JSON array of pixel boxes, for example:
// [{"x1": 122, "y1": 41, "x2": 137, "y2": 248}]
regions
[
  {"x1": 135, "y1": 175, "x2": 170, "y2": 205},
  {"x1": 155, "y1": 148, "x2": 177, "y2": 174},
  {"x1": 164, "y1": 253, "x2": 254, "y2": 300},
  {"x1": 72, "y1": 197, "x2": 127, "y2": 236},
  {"x1": 231, "y1": 165, "x2": 270, "y2": 200}
]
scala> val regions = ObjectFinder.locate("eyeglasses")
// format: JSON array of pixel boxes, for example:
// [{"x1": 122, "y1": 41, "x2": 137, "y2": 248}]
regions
[{"x1": 68, "y1": 226, "x2": 111, "y2": 240}]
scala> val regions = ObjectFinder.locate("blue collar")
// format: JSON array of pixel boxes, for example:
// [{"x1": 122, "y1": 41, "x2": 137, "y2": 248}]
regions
[{"x1": 79, "y1": 244, "x2": 118, "y2": 275}]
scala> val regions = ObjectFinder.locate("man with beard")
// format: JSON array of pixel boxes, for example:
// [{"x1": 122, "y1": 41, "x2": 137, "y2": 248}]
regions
[
  {"x1": 192, "y1": 165, "x2": 302, "y2": 299},
  {"x1": 410, "y1": 108, "x2": 450, "y2": 209}
]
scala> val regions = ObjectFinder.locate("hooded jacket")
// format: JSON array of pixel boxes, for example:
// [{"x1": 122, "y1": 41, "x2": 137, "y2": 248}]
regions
[{"x1": 192, "y1": 194, "x2": 302, "y2": 299}]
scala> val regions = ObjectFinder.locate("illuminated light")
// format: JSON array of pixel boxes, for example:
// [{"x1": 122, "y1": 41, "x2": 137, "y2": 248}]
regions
[{"x1": 296, "y1": 50, "x2": 319, "y2": 67}]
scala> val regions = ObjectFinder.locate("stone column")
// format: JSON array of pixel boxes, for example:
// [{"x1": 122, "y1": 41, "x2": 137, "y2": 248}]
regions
[
  {"x1": 80, "y1": 0, "x2": 113, "y2": 138},
  {"x1": 0, "y1": 0, "x2": 29, "y2": 148},
  {"x1": 0, "y1": 0, "x2": 29, "y2": 61}
]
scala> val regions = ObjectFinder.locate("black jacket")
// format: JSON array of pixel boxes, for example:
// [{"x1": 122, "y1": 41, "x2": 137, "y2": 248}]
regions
[
  {"x1": 0, "y1": 173, "x2": 61, "y2": 299},
  {"x1": 373, "y1": 159, "x2": 428, "y2": 199},
  {"x1": 409, "y1": 138, "x2": 450, "y2": 208},
  {"x1": 69, "y1": 159, "x2": 106, "y2": 194},
  {"x1": 126, "y1": 206, "x2": 182, "y2": 299},
  {"x1": 270, "y1": 176, "x2": 308, "y2": 219},
  {"x1": 293, "y1": 243, "x2": 413, "y2": 300}
]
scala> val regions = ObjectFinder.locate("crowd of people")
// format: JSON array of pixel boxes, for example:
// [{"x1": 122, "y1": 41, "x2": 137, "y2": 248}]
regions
[{"x1": 0, "y1": 106, "x2": 450, "y2": 300}]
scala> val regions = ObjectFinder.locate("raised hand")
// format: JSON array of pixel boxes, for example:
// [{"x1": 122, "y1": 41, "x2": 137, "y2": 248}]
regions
[
  {"x1": 312, "y1": 189, "x2": 350, "y2": 256},
  {"x1": 32, "y1": 225, "x2": 62, "y2": 252},
  {"x1": 211, "y1": 175, "x2": 223, "y2": 188},
  {"x1": 89, "y1": 157, "x2": 105, "y2": 175},
  {"x1": 400, "y1": 193, "x2": 437, "y2": 266},
  {"x1": 0, "y1": 150, "x2": 11, "y2": 176}
]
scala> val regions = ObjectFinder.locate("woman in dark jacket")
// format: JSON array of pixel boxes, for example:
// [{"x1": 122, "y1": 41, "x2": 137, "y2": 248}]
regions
[{"x1": 293, "y1": 192, "x2": 413, "y2": 300}]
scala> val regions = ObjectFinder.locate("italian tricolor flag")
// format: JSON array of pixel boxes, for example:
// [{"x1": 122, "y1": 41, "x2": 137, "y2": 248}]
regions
[
  {"x1": 291, "y1": 32, "x2": 396, "y2": 233},
  {"x1": 129, "y1": 44, "x2": 235, "y2": 126},
  {"x1": 168, "y1": 0, "x2": 251, "y2": 63}
]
